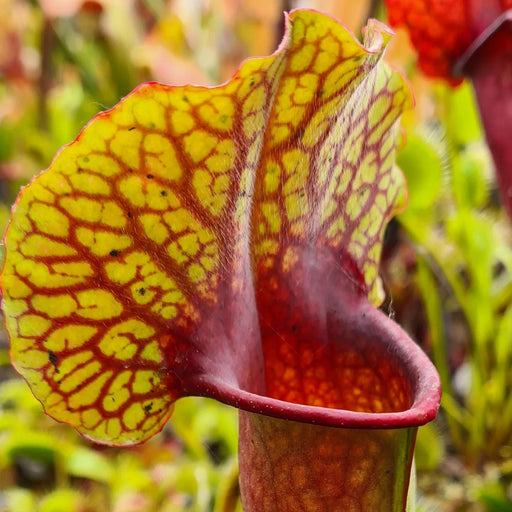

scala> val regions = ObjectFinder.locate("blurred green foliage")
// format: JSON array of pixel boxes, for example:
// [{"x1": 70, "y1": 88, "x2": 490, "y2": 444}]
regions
[
  {"x1": 396, "y1": 81, "x2": 512, "y2": 510},
  {"x1": 399, "y1": 82, "x2": 512, "y2": 466},
  {"x1": 0, "y1": 378, "x2": 239, "y2": 512}
]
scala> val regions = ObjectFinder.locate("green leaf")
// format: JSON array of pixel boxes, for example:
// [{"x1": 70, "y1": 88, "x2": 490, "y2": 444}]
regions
[
  {"x1": 397, "y1": 134, "x2": 442, "y2": 211},
  {"x1": 65, "y1": 447, "x2": 114, "y2": 483},
  {"x1": 477, "y1": 482, "x2": 512, "y2": 512},
  {"x1": 452, "y1": 146, "x2": 491, "y2": 210},
  {"x1": 446, "y1": 82, "x2": 483, "y2": 148},
  {"x1": 414, "y1": 423, "x2": 444, "y2": 471},
  {"x1": 39, "y1": 489, "x2": 83, "y2": 512},
  {"x1": 3, "y1": 489, "x2": 36, "y2": 512},
  {"x1": 2, "y1": 431, "x2": 60, "y2": 466}
]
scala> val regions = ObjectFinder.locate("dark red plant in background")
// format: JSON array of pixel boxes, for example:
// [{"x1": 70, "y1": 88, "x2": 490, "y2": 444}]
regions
[{"x1": 385, "y1": 0, "x2": 512, "y2": 218}]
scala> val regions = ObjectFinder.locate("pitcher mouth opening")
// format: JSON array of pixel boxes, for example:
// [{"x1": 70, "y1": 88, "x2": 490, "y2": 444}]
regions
[{"x1": 189, "y1": 300, "x2": 441, "y2": 430}]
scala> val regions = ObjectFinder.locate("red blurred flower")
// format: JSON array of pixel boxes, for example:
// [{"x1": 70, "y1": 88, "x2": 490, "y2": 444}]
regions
[
  {"x1": 386, "y1": 0, "x2": 512, "y2": 219},
  {"x1": 385, "y1": 0, "x2": 511, "y2": 82}
]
